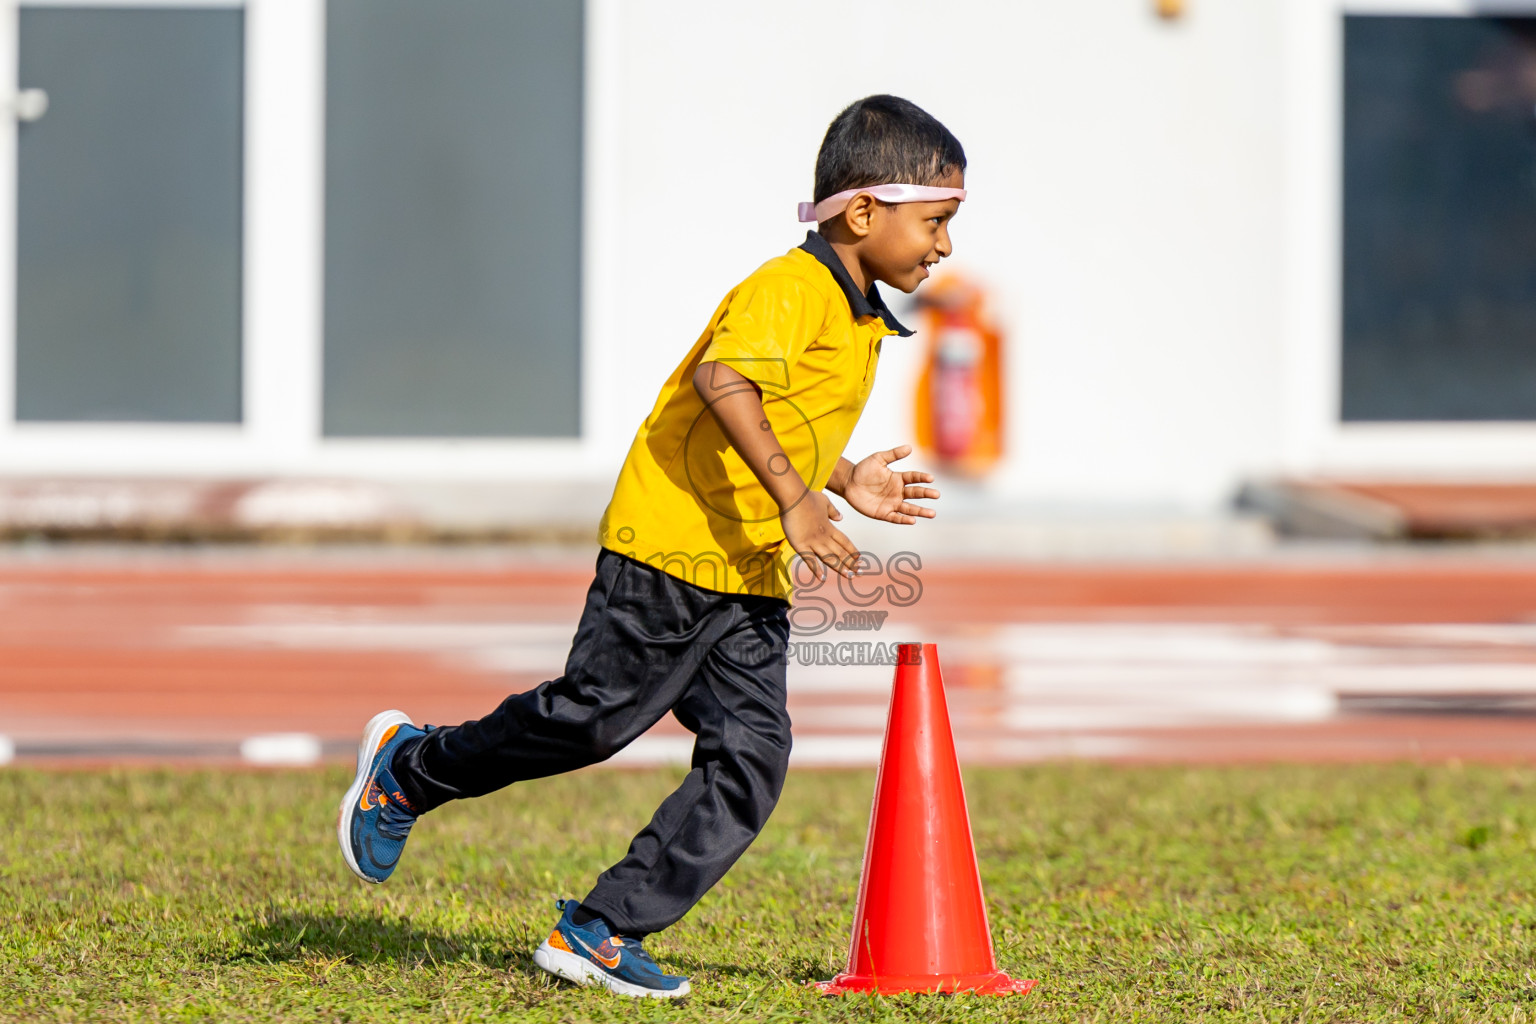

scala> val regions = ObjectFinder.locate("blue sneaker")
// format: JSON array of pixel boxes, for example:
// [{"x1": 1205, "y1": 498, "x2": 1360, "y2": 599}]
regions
[
  {"x1": 337, "y1": 710, "x2": 425, "y2": 883},
  {"x1": 533, "y1": 900, "x2": 691, "y2": 999}
]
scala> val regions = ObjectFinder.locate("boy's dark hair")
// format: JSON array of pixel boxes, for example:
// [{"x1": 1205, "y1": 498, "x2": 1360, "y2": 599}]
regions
[{"x1": 813, "y1": 95, "x2": 966, "y2": 204}]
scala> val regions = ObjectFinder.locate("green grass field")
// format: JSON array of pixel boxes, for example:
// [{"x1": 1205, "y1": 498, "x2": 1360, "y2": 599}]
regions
[{"x1": 2, "y1": 761, "x2": 1532, "y2": 1022}]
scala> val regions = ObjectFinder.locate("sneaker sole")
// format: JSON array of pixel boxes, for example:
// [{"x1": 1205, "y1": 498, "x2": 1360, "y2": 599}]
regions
[
  {"x1": 336, "y1": 709, "x2": 413, "y2": 883},
  {"x1": 533, "y1": 942, "x2": 691, "y2": 999}
]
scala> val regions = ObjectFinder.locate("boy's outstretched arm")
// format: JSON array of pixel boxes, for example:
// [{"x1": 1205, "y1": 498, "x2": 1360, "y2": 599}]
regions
[
  {"x1": 826, "y1": 448, "x2": 941, "y2": 525},
  {"x1": 693, "y1": 361, "x2": 861, "y2": 581}
]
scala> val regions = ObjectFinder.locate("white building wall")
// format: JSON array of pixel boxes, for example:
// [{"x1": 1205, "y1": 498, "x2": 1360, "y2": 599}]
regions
[
  {"x1": 0, "y1": 0, "x2": 1303, "y2": 513},
  {"x1": 598, "y1": 0, "x2": 1290, "y2": 510}
]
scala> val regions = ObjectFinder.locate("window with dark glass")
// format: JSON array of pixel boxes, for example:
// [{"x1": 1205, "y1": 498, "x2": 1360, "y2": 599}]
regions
[
  {"x1": 323, "y1": 0, "x2": 583, "y2": 438},
  {"x1": 1342, "y1": 15, "x2": 1536, "y2": 421},
  {"x1": 15, "y1": 7, "x2": 244, "y2": 423}
]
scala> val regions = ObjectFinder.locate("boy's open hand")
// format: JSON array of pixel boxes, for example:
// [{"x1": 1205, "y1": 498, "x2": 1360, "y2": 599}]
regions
[
  {"x1": 781, "y1": 491, "x2": 861, "y2": 581},
  {"x1": 842, "y1": 445, "x2": 940, "y2": 525}
]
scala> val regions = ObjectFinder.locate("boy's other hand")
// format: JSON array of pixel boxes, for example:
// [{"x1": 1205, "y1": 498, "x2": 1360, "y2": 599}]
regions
[
  {"x1": 782, "y1": 491, "x2": 861, "y2": 582},
  {"x1": 843, "y1": 446, "x2": 940, "y2": 525}
]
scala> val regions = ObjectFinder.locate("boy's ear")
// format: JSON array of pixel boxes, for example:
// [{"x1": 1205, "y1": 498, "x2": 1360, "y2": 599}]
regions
[{"x1": 841, "y1": 193, "x2": 879, "y2": 238}]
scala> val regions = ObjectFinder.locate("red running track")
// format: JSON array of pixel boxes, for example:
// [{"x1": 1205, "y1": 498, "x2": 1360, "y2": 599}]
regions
[{"x1": 1, "y1": 553, "x2": 1534, "y2": 764}]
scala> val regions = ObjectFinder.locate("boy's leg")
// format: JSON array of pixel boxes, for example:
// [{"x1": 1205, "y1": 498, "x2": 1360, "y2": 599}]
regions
[
  {"x1": 390, "y1": 550, "x2": 738, "y2": 813},
  {"x1": 579, "y1": 599, "x2": 791, "y2": 937}
]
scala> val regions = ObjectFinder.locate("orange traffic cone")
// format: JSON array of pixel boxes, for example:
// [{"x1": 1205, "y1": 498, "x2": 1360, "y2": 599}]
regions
[{"x1": 814, "y1": 642, "x2": 1036, "y2": 996}]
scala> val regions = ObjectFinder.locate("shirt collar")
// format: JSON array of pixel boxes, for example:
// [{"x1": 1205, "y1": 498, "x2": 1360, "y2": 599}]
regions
[{"x1": 797, "y1": 231, "x2": 914, "y2": 338}]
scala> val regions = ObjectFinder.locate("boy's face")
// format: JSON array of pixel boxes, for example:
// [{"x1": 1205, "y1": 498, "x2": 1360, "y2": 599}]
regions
[{"x1": 863, "y1": 167, "x2": 964, "y2": 294}]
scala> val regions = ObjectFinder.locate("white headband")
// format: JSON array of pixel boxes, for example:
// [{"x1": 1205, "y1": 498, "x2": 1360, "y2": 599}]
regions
[{"x1": 798, "y1": 183, "x2": 968, "y2": 223}]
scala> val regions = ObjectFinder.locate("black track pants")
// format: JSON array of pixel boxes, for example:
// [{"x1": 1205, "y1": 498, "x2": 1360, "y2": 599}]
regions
[{"x1": 391, "y1": 548, "x2": 793, "y2": 936}]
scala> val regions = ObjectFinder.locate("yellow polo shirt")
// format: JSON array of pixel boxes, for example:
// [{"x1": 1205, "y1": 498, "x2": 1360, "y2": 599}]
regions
[{"x1": 598, "y1": 231, "x2": 913, "y2": 602}]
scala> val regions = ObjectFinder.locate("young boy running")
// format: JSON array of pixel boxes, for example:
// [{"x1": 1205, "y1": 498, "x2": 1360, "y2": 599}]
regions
[{"x1": 337, "y1": 94, "x2": 966, "y2": 999}]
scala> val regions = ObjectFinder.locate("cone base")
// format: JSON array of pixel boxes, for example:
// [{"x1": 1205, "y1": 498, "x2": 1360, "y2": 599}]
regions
[{"x1": 813, "y1": 970, "x2": 1036, "y2": 996}]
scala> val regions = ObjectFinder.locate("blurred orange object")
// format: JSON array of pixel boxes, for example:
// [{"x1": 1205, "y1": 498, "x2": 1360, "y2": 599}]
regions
[{"x1": 913, "y1": 275, "x2": 1004, "y2": 477}]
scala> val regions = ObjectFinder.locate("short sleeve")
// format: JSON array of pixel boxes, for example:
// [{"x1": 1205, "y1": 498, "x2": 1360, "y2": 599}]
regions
[{"x1": 698, "y1": 274, "x2": 827, "y2": 392}]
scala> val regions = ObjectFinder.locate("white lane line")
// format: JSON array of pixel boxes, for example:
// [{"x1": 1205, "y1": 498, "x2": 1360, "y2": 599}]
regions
[
  {"x1": 1311, "y1": 623, "x2": 1536, "y2": 648},
  {"x1": 970, "y1": 735, "x2": 1145, "y2": 760},
  {"x1": 604, "y1": 734, "x2": 890, "y2": 767},
  {"x1": 607, "y1": 736, "x2": 693, "y2": 766},
  {"x1": 789, "y1": 735, "x2": 886, "y2": 765},
  {"x1": 239, "y1": 733, "x2": 322, "y2": 766},
  {"x1": 182, "y1": 620, "x2": 569, "y2": 650},
  {"x1": 180, "y1": 621, "x2": 573, "y2": 676},
  {"x1": 990, "y1": 623, "x2": 1341, "y2": 665},
  {"x1": 1005, "y1": 663, "x2": 1536, "y2": 694},
  {"x1": 788, "y1": 704, "x2": 889, "y2": 730}
]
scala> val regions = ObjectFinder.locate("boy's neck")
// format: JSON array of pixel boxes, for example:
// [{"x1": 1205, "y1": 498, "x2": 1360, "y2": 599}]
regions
[{"x1": 819, "y1": 229, "x2": 873, "y2": 297}]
